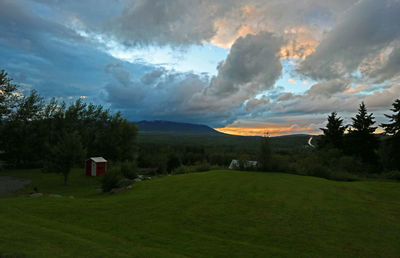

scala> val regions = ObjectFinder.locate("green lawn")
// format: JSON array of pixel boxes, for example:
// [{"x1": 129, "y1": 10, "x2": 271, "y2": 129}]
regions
[{"x1": 0, "y1": 169, "x2": 399, "y2": 257}]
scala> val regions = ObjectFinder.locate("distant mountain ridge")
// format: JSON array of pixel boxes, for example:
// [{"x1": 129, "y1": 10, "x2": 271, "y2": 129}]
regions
[{"x1": 137, "y1": 120, "x2": 223, "y2": 135}]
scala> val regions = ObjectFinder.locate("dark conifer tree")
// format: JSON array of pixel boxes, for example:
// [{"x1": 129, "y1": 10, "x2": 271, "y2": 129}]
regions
[
  {"x1": 381, "y1": 99, "x2": 400, "y2": 170},
  {"x1": 318, "y1": 112, "x2": 346, "y2": 150},
  {"x1": 381, "y1": 99, "x2": 400, "y2": 136},
  {"x1": 347, "y1": 102, "x2": 379, "y2": 167}
]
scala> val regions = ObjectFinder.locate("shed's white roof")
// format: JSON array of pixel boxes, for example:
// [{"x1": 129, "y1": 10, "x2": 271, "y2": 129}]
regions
[{"x1": 89, "y1": 157, "x2": 107, "y2": 163}]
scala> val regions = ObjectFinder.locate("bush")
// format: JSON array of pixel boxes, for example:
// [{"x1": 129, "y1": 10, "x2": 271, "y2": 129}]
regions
[
  {"x1": 173, "y1": 165, "x2": 191, "y2": 174},
  {"x1": 383, "y1": 170, "x2": 400, "y2": 181},
  {"x1": 196, "y1": 161, "x2": 211, "y2": 172},
  {"x1": 121, "y1": 160, "x2": 138, "y2": 179},
  {"x1": 294, "y1": 150, "x2": 360, "y2": 181},
  {"x1": 267, "y1": 154, "x2": 292, "y2": 172},
  {"x1": 326, "y1": 170, "x2": 359, "y2": 181},
  {"x1": 101, "y1": 167, "x2": 121, "y2": 192}
]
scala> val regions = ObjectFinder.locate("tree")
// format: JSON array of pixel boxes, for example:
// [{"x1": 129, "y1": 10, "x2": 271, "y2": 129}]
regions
[
  {"x1": 167, "y1": 154, "x2": 180, "y2": 174},
  {"x1": 381, "y1": 99, "x2": 400, "y2": 170},
  {"x1": 0, "y1": 71, "x2": 138, "y2": 169},
  {"x1": 0, "y1": 70, "x2": 19, "y2": 121},
  {"x1": 381, "y1": 99, "x2": 400, "y2": 136},
  {"x1": 318, "y1": 112, "x2": 347, "y2": 150},
  {"x1": 347, "y1": 102, "x2": 379, "y2": 166},
  {"x1": 43, "y1": 131, "x2": 86, "y2": 184},
  {"x1": 1, "y1": 90, "x2": 45, "y2": 167},
  {"x1": 258, "y1": 132, "x2": 272, "y2": 171}
]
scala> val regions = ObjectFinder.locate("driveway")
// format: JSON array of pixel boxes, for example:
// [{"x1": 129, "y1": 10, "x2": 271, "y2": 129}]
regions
[{"x1": 0, "y1": 176, "x2": 31, "y2": 197}]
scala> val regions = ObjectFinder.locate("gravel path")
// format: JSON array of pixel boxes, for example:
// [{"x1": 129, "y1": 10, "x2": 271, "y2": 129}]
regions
[{"x1": 0, "y1": 176, "x2": 31, "y2": 197}]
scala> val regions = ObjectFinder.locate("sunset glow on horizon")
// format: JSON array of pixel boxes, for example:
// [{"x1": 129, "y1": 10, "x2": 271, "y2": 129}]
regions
[{"x1": 215, "y1": 125, "x2": 318, "y2": 137}]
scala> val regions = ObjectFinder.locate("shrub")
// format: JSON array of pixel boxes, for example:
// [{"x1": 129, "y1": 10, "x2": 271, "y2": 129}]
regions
[
  {"x1": 326, "y1": 170, "x2": 359, "y2": 181},
  {"x1": 101, "y1": 167, "x2": 121, "y2": 192},
  {"x1": 196, "y1": 161, "x2": 211, "y2": 172},
  {"x1": 384, "y1": 170, "x2": 400, "y2": 181},
  {"x1": 294, "y1": 151, "x2": 359, "y2": 181},
  {"x1": 268, "y1": 154, "x2": 292, "y2": 172},
  {"x1": 173, "y1": 165, "x2": 191, "y2": 174},
  {"x1": 167, "y1": 154, "x2": 181, "y2": 174},
  {"x1": 121, "y1": 160, "x2": 138, "y2": 179}
]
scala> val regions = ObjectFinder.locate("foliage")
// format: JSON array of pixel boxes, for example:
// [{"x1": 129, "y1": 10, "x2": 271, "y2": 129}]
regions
[
  {"x1": 0, "y1": 72, "x2": 138, "y2": 171},
  {"x1": 381, "y1": 99, "x2": 400, "y2": 170},
  {"x1": 120, "y1": 160, "x2": 138, "y2": 180},
  {"x1": 173, "y1": 165, "x2": 191, "y2": 174},
  {"x1": 267, "y1": 154, "x2": 292, "y2": 173},
  {"x1": 258, "y1": 136, "x2": 272, "y2": 171},
  {"x1": 43, "y1": 131, "x2": 86, "y2": 184},
  {"x1": 100, "y1": 168, "x2": 121, "y2": 192},
  {"x1": 195, "y1": 161, "x2": 211, "y2": 172},
  {"x1": 1, "y1": 90, "x2": 46, "y2": 167},
  {"x1": 347, "y1": 102, "x2": 379, "y2": 167},
  {"x1": 167, "y1": 154, "x2": 181, "y2": 174},
  {"x1": 382, "y1": 170, "x2": 400, "y2": 181},
  {"x1": 318, "y1": 112, "x2": 346, "y2": 150},
  {"x1": 381, "y1": 99, "x2": 400, "y2": 136},
  {"x1": 0, "y1": 70, "x2": 19, "y2": 121},
  {"x1": 294, "y1": 148, "x2": 360, "y2": 181}
]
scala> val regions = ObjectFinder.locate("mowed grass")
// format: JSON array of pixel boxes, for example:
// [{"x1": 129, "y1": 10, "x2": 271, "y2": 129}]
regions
[{"x1": 0, "y1": 169, "x2": 399, "y2": 257}]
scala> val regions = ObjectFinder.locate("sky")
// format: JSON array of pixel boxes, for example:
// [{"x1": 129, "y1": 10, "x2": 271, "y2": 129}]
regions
[{"x1": 1, "y1": 0, "x2": 400, "y2": 136}]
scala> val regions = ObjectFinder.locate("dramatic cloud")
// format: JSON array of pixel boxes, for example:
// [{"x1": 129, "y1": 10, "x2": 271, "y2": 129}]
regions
[
  {"x1": 105, "y1": 0, "x2": 230, "y2": 46},
  {"x1": 299, "y1": 0, "x2": 400, "y2": 81},
  {"x1": 206, "y1": 33, "x2": 282, "y2": 97},
  {"x1": 2, "y1": 0, "x2": 400, "y2": 135},
  {"x1": 0, "y1": 0, "x2": 114, "y2": 99},
  {"x1": 103, "y1": 0, "x2": 358, "y2": 48},
  {"x1": 306, "y1": 79, "x2": 351, "y2": 97}
]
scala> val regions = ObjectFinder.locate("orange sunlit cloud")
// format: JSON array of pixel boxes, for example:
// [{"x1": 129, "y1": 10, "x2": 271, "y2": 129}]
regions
[
  {"x1": 345, "y1": 84, "x2": 371, "y2": 94},
  {"x1": 215, "y1": 124, "x2": 317, "y2": 137},
  {"x1": 210, "y1": 5, "x2": 261, "y2": 48}
]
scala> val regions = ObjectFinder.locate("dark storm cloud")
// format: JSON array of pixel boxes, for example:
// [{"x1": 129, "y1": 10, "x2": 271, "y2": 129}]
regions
[
  {"x1": 103, "y1": 64, "x2": 233, "y2": 125},
  {"x1": 0, "y1": 0, "x2": 111, "y2": 98},
  {"x1": 105, "y1": 0, "x2": 230, "y2": 46}
]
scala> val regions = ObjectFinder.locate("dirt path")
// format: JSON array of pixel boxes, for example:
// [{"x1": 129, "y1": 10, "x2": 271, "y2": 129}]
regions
[{"x1": 0, "y1": 176, "x2": 31, "y2": 197}]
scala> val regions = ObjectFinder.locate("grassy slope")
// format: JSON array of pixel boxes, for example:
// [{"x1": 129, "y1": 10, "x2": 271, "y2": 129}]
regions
[{"x1": 0, "y1": 169, "x2": 399, "y2": 257}]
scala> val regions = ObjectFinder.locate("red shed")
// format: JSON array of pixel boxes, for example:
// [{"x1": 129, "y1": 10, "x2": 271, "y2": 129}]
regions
[{"x1": 85, "y1": 157, "x2": 107, "y2": 176}]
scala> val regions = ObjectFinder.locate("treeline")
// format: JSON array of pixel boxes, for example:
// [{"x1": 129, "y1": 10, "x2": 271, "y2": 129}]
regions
[
  {"x1": 0, "y1": 70, "x2": 137, "y2": 183},
  {"x1": 256, "y1": 101, "x2": 400, "y2": 181},
  {"x1": 137, "y1": 143, "x2": 256, "y2": 172},
  {"x1": 316, "y1": 101, "x2": 399, "y2": 174}
]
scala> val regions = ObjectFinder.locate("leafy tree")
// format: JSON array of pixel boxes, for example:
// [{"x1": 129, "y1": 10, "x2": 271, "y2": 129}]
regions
[
  {"x1": 43, "y1": 131, "x2": 86, "y2": 184},
  {"x1": 381, "y1": 99, "x2": 400, "y2": 170},
  {"x1": 318, "y1": 112, "x2": 347, "y2": 150},
  {"x1": 347, "y1": 102, "x2": 379, "y2": 166},
  {"x1": 0, "y1": 71, "x2": 138, "y2": 169},
  {"x1": 0, "y1": 70, "x2": 19, "y2": 121},
  {"x1": 2, "y1": 90, "x2": 45, "y2": 167}
]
